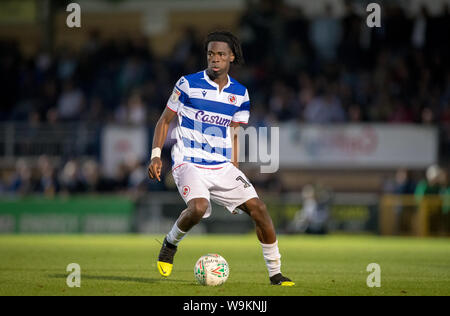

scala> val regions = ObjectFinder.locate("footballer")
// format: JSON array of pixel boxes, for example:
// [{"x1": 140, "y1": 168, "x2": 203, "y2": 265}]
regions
[{"x1": 148, "y1": 31, "x2": 294, "y2": 286}]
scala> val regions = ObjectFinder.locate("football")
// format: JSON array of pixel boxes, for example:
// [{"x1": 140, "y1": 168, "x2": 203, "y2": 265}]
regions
[{"x1": 194, "y1": 253, "x2": 229, "y2": 286}]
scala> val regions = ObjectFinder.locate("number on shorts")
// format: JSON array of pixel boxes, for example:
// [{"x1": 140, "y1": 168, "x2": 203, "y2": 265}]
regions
[{"x1": 236, "y1": 176, "x2": 251, "y2": 188}]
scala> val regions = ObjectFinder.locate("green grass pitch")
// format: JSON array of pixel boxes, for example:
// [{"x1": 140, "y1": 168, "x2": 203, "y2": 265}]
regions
[{"x1": 0, "y1": 234, "x2": 449, "y2": 296}]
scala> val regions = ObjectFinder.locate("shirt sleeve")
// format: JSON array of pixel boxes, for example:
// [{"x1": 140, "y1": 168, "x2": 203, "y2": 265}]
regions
[
  {"x1": 232, "y1": 89, "x2": 250, "y2": 124},
  {"x1": 167, "y1": 76, "x2": 189, "y2": 113}
]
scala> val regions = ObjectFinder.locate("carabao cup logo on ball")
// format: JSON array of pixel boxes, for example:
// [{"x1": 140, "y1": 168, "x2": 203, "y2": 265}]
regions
[{"x1": 194, "y1": 254, "x2": 229, "y2": 286}]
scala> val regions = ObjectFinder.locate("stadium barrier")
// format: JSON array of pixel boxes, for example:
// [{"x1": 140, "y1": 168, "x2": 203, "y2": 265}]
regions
[
  {"x1": 1, "y1": 193, "x2": 448, "y2": 236},
  {"x1": 379, "y1": 195, "x2": 450, "y2": 237},
  {"x1": 0, "y1": 122, "x2": 101, "y2": 167},
  {"x1": 0, "y1": 196, "x2": 134, "y2": 233},
  {"x1": 0, "y1": 192, "x2": 379, "y2": 234},
  {"x1": 133, "y1": 192, "x2": 380, "y2": 234}
]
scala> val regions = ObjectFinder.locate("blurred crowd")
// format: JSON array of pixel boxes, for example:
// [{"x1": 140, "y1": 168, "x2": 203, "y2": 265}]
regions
[
  {"x1": 384, "y1": 165, "x2": 449, "y2": 202},
  {"x1": 0, "y1": 0, "x2": 449, "y2": 196},
  {"x1": 0, "y1": 154, "x2": 175, "y2": 198},
  {"x1": 238, "y1": 1, "x2": 450, "y2": 126},
  {"x1": 1, "y1": 1, "x2": 449, "y2": 126}
]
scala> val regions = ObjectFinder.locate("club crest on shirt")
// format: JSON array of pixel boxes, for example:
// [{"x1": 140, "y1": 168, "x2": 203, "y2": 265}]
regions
[
  {"x1": 228, "y1": 94, "x2": 237, "y2": 104},
  {"x1": 182, "y1": 185, "x2": 190, "y2": 197},
  {"x1": 170, "y1": 88, "x2": 181, "y2": 102}
]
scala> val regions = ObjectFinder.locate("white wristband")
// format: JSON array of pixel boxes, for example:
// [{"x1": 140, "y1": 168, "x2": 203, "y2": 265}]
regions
[{"x1": 151, "y1": 147, "x2": 161, "y2": 160}]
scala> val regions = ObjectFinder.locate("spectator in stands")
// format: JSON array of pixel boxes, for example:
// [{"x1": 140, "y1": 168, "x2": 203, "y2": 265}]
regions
[
  {"x1": 411, "y1": 5, "x2": 430, "y2": 50},
  {"x1": 84, "y1": 96, "x2": 107, "y2": 123},
  {"x1": 59, "y1": 159, "x2": 85, "y2": 194},
  {"x1": 303, "y1": 83, "x2": 346, "y2": 123},
  {"x1": 420, "y1": 106, "x2": 436, "y2": 125},
  {"x1": 382, "y1": 168, "x2": 417, "y2": 235},
  {"x1": 125, "y1": 154, "x2": 148, "y2": 195},
  {"x1": 115, "y1": 89, "x2": 147, "y2": 126},
  {"x1": 117, "y1": 55, "x2": 147, "y2": 97},
  {"x1": 8, "y1": 159, "x2": 35, "y2": 196},
  {"x1": 286, "y1": 183, "x2": 331, "y2": 234},
  {"x1": 57, "y1": 47, "x2": 78, "y2": 81},
  {"x1": 296, "y1": 72, "x2": 315, "y2": 112},
  {"x1": 414, "y1": 165, "x2": 449, "y2": 234},
  {"x1": 35, "y1": 155, "x2": 59, "y2": 197},
  {"x1": 268, "y1": 80, "x2": 301, "y2": 122},
  {"x1": 348, "y1": 104, "x2": 363, "y2": 122},
  {"x1": 36, "y1": 80, "x2": 58, "y2": 122},
  {"x1": 280, "y1": 39, "x2": 308, "y2": 78},
  {"x1": 309, "y1": 3, "x2": 342, "y2": 62},
  {"x1": 388, "y1": 98, "x2": 414, "y2": 123},
  {"x1": 384, "y1": 168, "x2": 416, "y2": 195},
  {"x1": 81, "y1": 29, "x2": 101, "y2": 57},
  {"x1": 114, "y1": 162, "x2": 131, "y2": 192},
  {"x1": 126, "y1": 90, "x2": 147, "y2": 126},
  {"x1": 80, "y1": 159, "x2": 115, "y2": 193},
  {"x1": 415, "y1": 164, "x2": 446, "y2": 202},
  {"x1": 57, "y1": 80, "x2": 85, "y2": 121}
]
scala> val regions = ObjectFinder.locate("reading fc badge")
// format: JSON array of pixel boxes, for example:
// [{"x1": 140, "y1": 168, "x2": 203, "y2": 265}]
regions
[{"x1": 228, "y1": 94, "x2": 237, "y2": 104}]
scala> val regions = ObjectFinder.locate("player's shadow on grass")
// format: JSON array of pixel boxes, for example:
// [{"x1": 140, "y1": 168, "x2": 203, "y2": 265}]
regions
[{"x1": 48, "y1": 274, "x2": 186, "y2": 284}]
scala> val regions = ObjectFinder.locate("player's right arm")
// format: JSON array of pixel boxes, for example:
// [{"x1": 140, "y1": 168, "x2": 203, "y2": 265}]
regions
[
  {"x1": 149, "y1": 76, "x2": 188, "y2": 181},
  {"x1": 148, "y1": 107, "x2": 177, "y2": 182}
]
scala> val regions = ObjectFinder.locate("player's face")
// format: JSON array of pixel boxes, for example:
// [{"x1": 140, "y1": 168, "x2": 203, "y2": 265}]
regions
[{"x1": 206, "y1": 41, "x2": 235, "y2": 76}]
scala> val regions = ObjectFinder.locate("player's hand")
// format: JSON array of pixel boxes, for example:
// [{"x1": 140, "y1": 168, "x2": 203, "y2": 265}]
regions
[{"x1": 148, "y1": 157, "x2": 162, "y2": 181}]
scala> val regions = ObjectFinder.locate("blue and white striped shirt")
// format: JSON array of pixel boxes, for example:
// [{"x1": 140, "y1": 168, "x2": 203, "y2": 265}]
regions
[{"x1": 167, "y1": 70, "x2": 250, "y2": 167}]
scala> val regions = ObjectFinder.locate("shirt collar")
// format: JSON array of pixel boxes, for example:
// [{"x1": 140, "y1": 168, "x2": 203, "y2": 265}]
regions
[{"x1": 203, "y1": 70, "x2": 232, "y2": 91}]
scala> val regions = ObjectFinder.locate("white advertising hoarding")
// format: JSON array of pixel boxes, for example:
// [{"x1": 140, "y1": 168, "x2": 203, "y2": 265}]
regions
[{"x1": 278, "y1": 124, "x2": 438, "y2": 168}]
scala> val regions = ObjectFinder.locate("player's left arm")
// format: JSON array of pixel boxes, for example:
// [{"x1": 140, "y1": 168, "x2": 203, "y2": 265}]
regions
[{"x1": 230, "y1": 121, "x2": 240, "y2": 169}]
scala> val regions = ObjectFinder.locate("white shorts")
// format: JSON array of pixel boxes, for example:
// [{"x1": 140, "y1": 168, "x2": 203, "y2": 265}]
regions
[{"x1": 171, "y1": 162, "x2": 259, "y2": 218}]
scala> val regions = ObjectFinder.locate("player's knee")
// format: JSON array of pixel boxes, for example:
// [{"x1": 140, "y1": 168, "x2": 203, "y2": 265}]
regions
[
  {"x1": 188, "y1": 199, "x2": 209, "y2": 219},
  {"x1": 247, "y1": 199, "x2": 268, "y2": 219},
  {"x1": 257, "y1": 201, "x2": 268, "y2": 219}
]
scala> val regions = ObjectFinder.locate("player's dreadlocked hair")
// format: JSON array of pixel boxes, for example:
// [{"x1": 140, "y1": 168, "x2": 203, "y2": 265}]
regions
[{"x1": 204, "y1": 31, "x2": 244, "y2": 65}]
